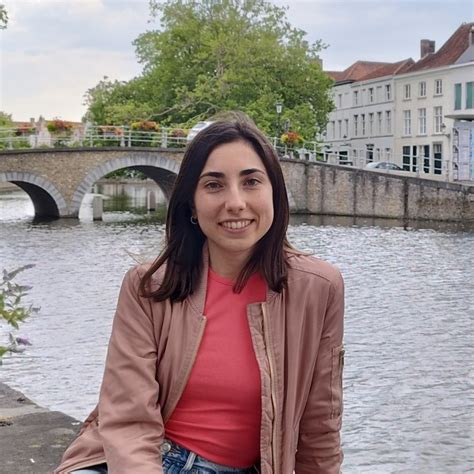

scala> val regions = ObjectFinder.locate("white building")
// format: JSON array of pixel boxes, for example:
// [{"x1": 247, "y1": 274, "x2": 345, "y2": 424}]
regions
[
  {"x1": 324, "y1": 22, "x2": 474, "y2": 182},
  {"x1": 325, "y1": 59, "x2": 413, "y2": 167},
  {"x1": 394, "y1": 25, "x2": 474, "y2": 180}
]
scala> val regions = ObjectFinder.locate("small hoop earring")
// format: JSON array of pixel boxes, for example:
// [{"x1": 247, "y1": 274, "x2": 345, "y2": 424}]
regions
[{"x1": 190, "y1": 216, "x2": 198, "y2": 225}]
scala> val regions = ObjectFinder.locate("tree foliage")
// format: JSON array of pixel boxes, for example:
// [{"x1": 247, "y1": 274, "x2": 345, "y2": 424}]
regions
[
  {"x1": 85, "y1": 0, "x2": 334, "y2": 139},
  {"x1": 0, "y1": 111, "x2": 13, "y2": 127},
  {"x1": 0, "y1": 4, "x2": 7, "y2": 30}
]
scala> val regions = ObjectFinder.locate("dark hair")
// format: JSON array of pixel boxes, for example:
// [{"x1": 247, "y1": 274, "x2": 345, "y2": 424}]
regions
[{"x1": 139, "y1": 117, "x2": 290, "y2": 302}]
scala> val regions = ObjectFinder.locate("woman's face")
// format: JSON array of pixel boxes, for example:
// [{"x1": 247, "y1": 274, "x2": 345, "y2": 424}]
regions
[{"x1": 193, "y1": 140, "x2": 274, "y2": 271}]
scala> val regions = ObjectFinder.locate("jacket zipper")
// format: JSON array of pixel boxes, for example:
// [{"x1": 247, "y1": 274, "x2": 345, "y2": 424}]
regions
[
  {"x1": 163, "y1": 317, "x2": 207, "y2": 422},
  {"x1": 262, "y1": 303, "x2": 278, "y2": 473}
]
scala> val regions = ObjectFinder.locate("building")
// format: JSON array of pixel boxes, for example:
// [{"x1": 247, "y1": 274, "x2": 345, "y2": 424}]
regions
[
  {"x1": 394, "y1": 23, "x2": 474, "y2": 180},
  {"x1": 325, "y1": 59, "x2": 413, "y2": 167},
  {"x1": 324, "y1": 22, "x2": 474, "y2": 182}
]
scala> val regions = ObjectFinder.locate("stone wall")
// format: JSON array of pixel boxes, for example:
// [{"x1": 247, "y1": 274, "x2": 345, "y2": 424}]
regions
[
  {"x1": 280, "y1": 159, "x2": 474, "y2": 222},
  {"x1": 1, "y1": 149, "x2": 473, "y2": 222}
]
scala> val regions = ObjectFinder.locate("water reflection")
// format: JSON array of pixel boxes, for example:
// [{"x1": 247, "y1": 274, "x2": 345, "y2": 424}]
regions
[{"x1": 1, "y1": 183, "x2": 473, "y2": 472}]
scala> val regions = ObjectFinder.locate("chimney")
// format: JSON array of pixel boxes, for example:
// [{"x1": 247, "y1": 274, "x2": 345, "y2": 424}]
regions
[{"x1": 420, "y1": 39, "x2": 435, "y2": 58}]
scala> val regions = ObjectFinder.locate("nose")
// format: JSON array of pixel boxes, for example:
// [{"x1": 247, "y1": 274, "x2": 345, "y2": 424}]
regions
[{"x1": 225, "y1": 186, "x2": 246, "y2": 213}]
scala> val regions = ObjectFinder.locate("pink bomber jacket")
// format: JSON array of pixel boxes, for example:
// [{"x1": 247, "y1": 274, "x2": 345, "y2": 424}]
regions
[{"x1": 55, "y1": 248, "x2": 344, "y2": 474}]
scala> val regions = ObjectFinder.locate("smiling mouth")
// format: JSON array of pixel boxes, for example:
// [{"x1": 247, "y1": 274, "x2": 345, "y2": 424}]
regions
[{"x1": 220, "y1": 219, "x2": 253, "y2": 229}]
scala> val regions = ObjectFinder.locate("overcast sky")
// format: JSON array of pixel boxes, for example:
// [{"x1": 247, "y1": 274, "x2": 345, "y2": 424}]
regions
[{"x1": 1, "y1": 0, "x2": 472, "y2": 122}]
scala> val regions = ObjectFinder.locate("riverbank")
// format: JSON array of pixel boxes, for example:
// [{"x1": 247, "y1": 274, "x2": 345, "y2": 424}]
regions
[{"x1": 0, "y1": 382, "x2": 79, "y2": 474}]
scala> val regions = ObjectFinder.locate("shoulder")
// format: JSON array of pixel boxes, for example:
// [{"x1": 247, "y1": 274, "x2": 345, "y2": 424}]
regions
[
  {"x1": 124, "y1": 261, "x2": 167, "y2": 290},
  {"x1": 285, "y1": 252, "x2": 344, "y2": 293}
]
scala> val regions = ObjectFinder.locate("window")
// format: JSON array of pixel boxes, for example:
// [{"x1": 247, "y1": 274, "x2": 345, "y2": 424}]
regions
[
  {"x1": 338, "y1": 120, "x2": 342, "y2": 139},
  {"x1": 418, "y1": 108, "x2": 427, "y2": 135},
  {"x1": 368, "y1": 88, "x2": 374, "y2": 103},
  {"x1": 419, "y1": 81, "x2": 427, "y2": 97},
  {"x1": 376, "y1": 86, "x2": 382, "y2": 102},
  {"x1": 435, "y1": 79, "x2": 442, "y2": 95},
  {"x1": 433, "y1": 143, "x2": 442, "y2": 175},
  {"x1": 377, "y1": 112, "x2": 383, "y2": 134},
  {"x1": 354, "y1": 115, "x2": 358, "y2": 136},
  {"x1": 353, "y1": 91, "x2": 359, "y2": 106},
  {"x1": 422, "y1": 145, "x2": 430, "y2": 174},
  {"x1": 467, "y1": 82, "x2": 474, "y2": 109},
  {"x1": 434, "y1": 106, "x2": 443, "y2": 133},
  {"x1": 454, "y1": 83, "x2": 462, "y2": 110},
  {"x1": 402, "y1": 145, "x2": 411, "y2": 171},
  {"x1": 403, "y1": 145, "x2": 418, "y2": 172},
  {"x1": 338, "y1": 94, "x2": 342, "y2": 108},
  {"x1": 368, "y1": 113, "x2": 374, "y2": 135},
  {"x1": 385, "y1": 111, "x2": 391, "y2": 134},
  {"x1": 361, "y1": 114, "x2": 366, "y2": 135},
  {"x1": 403, "y1": 110, "x2": 411, "y2": 135},
  {"x1": 344, "y1": 119, "x2": 349, "y2": 137},
  {"x1": 404, "y1": 84, "x2": 411, "y2": 99},
  {"x1": 385, "y1": 84, "x2": 392, "y2": 101},
  {"x1": 326, "y1": 122, "x2": 332, "y2": 139}
]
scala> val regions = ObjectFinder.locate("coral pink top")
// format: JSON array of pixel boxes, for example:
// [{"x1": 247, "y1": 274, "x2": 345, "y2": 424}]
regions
[{"x1": 164, "y1": 268, "x2": 266, "y2": 467}]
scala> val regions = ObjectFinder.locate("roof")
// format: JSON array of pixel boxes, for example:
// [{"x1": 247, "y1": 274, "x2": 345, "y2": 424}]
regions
[
  {"x1": 358, "y1": 58, "x2": 415, "y2": 80},
  {"x1": 326, "y1": 61, "x2": 393, "y2": 82},
  {"x1": 325, "y1": 22, "x2": 473, "y2": 84},
  {"x1": 407, "y1": 22, "x2": 474, "y2": 73}
]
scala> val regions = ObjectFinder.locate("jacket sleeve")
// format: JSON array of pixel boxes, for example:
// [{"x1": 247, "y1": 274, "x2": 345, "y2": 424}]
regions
[
  {"x1": 98, "y1": 266, "x2": 165, "y2": 474},
  {"x1": 295, "y1": 271, "x2": 345, "y2": 474}
]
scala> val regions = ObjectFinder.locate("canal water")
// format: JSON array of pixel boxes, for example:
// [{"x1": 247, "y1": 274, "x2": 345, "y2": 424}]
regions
[{"x1": 0, "y1": 183, "x2": 473, "y2": 473}]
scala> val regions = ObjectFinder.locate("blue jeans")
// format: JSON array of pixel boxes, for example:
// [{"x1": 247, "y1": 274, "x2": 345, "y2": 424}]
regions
[{"x1": 72, "y1": 438, "x2": 260, "y2": 473}]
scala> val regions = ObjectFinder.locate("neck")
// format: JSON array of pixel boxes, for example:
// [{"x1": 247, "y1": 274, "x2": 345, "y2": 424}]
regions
[{"x1": 208, "y1": 247, "x2": 251, "y2": 280}]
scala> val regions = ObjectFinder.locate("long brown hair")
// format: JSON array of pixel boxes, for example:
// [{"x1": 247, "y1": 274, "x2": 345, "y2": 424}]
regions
[{"x1": 139, "y1": 118, "x2": 290, "y2": 302}]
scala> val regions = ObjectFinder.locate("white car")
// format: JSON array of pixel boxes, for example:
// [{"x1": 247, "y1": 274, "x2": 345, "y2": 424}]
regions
[
  {"x1": 365, "y1": 161, "x2": 403, "y2": 171},
  {"x1": 186, "y1": 121, "x2": 214, "y2": 142}
]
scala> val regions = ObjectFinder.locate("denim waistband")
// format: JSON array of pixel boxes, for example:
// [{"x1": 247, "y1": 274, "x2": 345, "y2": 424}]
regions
[{"x1": 160, "y1": 438, "x2": 259, "y2": 473}]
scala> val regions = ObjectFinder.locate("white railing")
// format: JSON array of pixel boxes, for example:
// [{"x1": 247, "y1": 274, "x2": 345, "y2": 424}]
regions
[{"x1": 0, "y1": 125, "x2": 458, "y2": 181}]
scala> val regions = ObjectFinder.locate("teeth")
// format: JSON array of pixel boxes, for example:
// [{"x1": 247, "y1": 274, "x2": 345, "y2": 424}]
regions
[{"x1": 222, "y1": 220, "x2": 251, "y2": 229}]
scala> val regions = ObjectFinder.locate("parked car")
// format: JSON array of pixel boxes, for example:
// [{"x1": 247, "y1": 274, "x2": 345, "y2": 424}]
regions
[
  {"x1": 365, "y1": 161, "x2": 403, "y2": 171},
  {"x1": 186, "y1": 121, "x2": 214, "y2": 142}
]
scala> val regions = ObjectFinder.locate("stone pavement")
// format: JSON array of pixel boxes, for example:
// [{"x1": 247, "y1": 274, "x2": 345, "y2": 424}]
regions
[{"x1": 0, "y1": 382, "x2": 80, "y2": 474}]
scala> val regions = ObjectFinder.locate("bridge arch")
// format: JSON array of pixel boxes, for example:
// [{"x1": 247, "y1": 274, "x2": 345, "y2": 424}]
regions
[
  {"x1": 70, "y1": 154, "x2": 180, "y2": 217},
  {"x1": 0, "y1": 172, "x2": 67, "y2": 218}
]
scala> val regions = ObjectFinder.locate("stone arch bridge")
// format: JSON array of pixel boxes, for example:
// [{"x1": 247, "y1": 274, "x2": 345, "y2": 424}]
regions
[
  {"x1": 0, "y1": 148, "x2": 183, "y2": 218},
  {"x1": 0, "y1": 147, "x2": 472, "y2": 222}
]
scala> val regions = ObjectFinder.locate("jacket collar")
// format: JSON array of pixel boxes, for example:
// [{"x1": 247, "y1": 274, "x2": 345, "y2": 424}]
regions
[{"x1": 187, "y1": 241, "x2": 279, "y2": 316}]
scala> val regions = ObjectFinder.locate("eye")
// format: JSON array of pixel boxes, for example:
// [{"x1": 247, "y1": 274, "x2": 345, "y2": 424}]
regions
[
  {"x1": 244, "y1": 178, "x2": 261, "y2": 187},
  {"x1": 204, "y1": 181, "x2": 222, "y2": 190}
]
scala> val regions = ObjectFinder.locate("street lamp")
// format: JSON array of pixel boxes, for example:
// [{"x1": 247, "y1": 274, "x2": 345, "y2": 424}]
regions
[{"x1": 275, "y1": 102, "x2": 283, "y2": 140}]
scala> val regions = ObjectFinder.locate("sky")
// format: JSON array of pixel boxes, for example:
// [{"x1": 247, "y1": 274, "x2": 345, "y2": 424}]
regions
[{"x1": 0, "y1": 0, "x2": 473, "y2": 122}]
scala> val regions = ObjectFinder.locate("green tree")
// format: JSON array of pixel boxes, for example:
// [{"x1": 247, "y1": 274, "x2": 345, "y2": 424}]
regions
[
  {"x1": 85, "y1": 0, "x2": 334, "y2": 139},
  {"x1": 0, "y1": 111, "x2": 13, "y2": 127},
  {"x1": 0, "y1": 4, "x2": 7, "y2": 30}
]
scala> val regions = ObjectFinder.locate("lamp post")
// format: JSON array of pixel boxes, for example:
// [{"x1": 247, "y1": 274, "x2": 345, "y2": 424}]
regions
[{"x1": 275, "y1": 102, "x2": 283, "y2": 141}]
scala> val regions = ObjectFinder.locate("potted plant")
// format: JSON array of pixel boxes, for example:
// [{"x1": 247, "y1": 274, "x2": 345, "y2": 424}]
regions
[
  {"x1": 130, "y1": 120, "x2": 159, "y2": 147},
  {"x1": 280, "y1": 131, "x2": 303, "y2": 148},
  {"x1": 47, "y1": 119, "x2": 74, "y2": 147}
]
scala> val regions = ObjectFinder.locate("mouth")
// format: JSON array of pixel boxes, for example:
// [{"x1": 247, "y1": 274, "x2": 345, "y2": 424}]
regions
[{"x1": 220, "y1": 219, "x2": 253, "y2": 230}]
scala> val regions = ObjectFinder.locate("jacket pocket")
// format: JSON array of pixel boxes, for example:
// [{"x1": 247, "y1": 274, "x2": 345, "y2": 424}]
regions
[{"x1": 330, "y1": 344, "x2": 344, "y2": 418}]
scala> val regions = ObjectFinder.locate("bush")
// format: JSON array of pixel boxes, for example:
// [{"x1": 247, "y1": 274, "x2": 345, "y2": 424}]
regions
[{"x1": 0, "y1": 265, "x2": 39, "y2": 360}]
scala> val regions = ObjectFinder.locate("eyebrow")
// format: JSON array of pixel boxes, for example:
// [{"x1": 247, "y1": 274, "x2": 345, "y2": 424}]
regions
[{"x1": 199, "y1": 168, "x2": 266, "y2": 180}]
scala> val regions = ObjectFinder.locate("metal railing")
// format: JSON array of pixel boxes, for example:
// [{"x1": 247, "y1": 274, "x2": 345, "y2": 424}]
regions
[{"x1": 0, "y1": 125, "x2": 458, "y2": 181}]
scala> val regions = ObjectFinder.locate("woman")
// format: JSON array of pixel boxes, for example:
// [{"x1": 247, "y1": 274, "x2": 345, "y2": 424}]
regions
[{"x1": 55, "y1": 118, "x2": 344, "y2": 474}]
